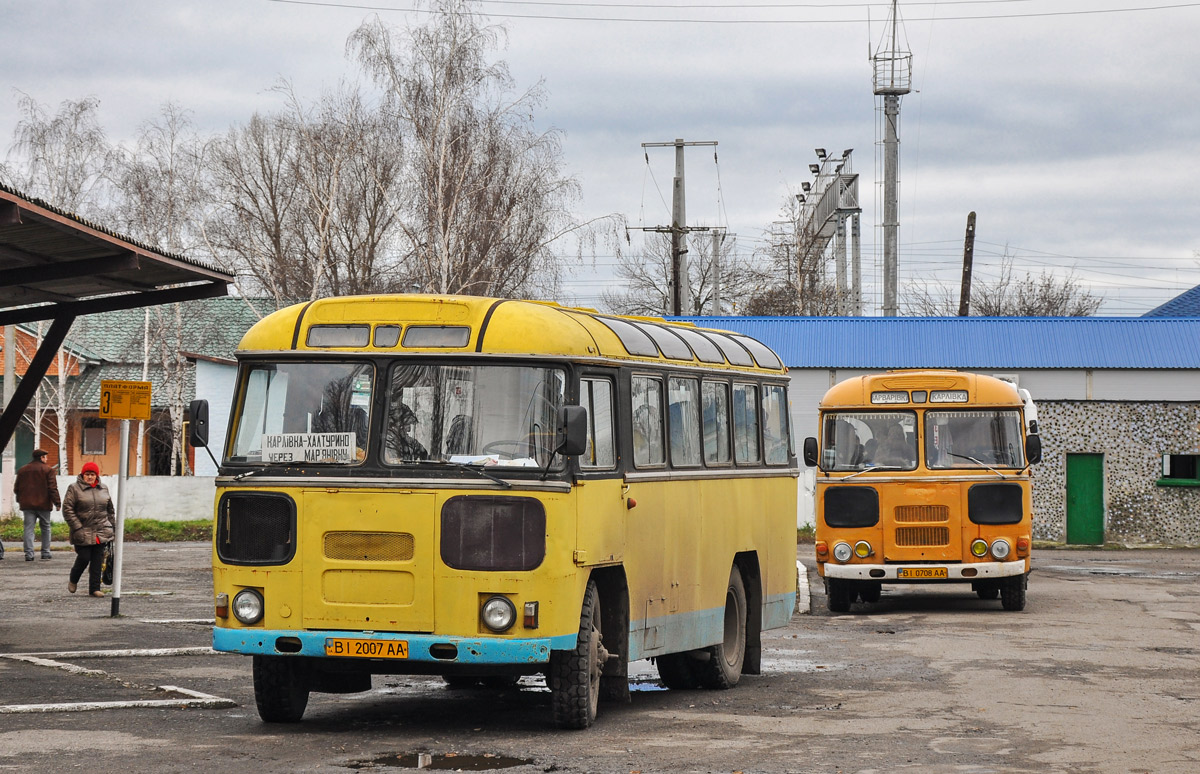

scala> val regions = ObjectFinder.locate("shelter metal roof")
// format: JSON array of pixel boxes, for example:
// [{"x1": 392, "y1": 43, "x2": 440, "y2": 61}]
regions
[
  {"x1": 674, "y1": 316, "x2": 1200, "y2": 370},
  {"x1": 0, "y1": 182, "x2": 231, "y2": 325},
  {"x1": 0, "y1": 183, "x2": 233, "y2": 451}
]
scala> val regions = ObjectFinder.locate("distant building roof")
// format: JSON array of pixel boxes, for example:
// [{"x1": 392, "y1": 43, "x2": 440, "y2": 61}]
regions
[
  {"x1": 1143, "y1": 285, "x2": 1200, "y2": 318},
  {"x1": 674, "y1": 316, "x2": 1200, "y2": 370}
]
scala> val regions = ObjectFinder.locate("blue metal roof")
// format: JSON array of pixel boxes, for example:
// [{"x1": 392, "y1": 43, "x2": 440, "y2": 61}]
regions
[
  {"x1": 1143, "y1": 285, "x2": 1200, "y2": 318},
  {"x1": 673, "y1": 316, "x2": 1200, "y2": 370}
]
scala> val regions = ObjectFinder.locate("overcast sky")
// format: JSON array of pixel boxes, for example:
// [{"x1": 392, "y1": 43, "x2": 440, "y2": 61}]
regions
[{"x1": 3, "y1": 0, "x2": 1198, "y2": 314}]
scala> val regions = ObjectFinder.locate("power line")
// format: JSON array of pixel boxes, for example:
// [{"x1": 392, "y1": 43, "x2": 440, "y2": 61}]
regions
[{"x1": 265, "y1": 0, "x2": 1200, "y2": 24}]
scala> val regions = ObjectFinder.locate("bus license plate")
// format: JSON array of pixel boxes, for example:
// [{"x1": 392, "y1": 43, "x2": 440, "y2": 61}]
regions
[
  {"x1": 898, "y1": 567, "x2": 948, "y2": 579},
  {"x1": 325, "y1": 638, "x2": 409, "y2": 659}
]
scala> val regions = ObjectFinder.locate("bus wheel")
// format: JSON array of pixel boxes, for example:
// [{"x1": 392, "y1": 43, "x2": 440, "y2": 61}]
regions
[
  {"x1": 859, "y1": 582, "x2": 882, "y2": 604},
  {"x1": 550, "y1": 579, "x2": 605, "y2": 729},
  {"x1": 826, "y1": 578, "x2": 853, "y2": 613},
  {"x1": 974, "y1": 582, "x2": 999, "y2": 600},
  {"x1": 253, "y1": 655, "x2": 310, "y2": 723},
  {"x1": 655, "y1": 653, "x2": 701, "y2": 689},
  {"x1": 1000, "y1": 575, "x2": 1027, "y2": 611},
  {"x1": 698, "y1": 568, "x2": 747, "y2": 689}
]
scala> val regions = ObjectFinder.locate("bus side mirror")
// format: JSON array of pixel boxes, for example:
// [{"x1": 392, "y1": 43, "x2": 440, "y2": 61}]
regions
[
  {"x1": 558, "y1": 405, "x2": 587, "y2": 457},
  {"x1": 1025, "y1": 434, "x2": 1042, "y2": 465},
  {"x1": 188, "y1": 399, "x2": 209, "y2": 448},
  {"x1": 803, "y1": 436, "x2": 819, "y2": 467}
]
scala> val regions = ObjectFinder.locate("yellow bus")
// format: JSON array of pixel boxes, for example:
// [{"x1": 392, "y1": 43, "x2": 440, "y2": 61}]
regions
[
  {"x1": 802, "y1": 370, "x2": 1041, "y2": 613},
  {"x1": 189, "y1": 294, "x2": 798, "y2": 728}
]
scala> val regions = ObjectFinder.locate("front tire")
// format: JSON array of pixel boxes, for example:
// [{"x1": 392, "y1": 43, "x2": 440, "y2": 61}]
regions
[
  {"x1": 550, "y1": 579, "x2": 604, "y2": 729},
  {"x1": 827, "y1": 577, "x2": 853, "y2": 613},
  {"x1": 1000, "y1": 574, "x2": 1027, "y2": 611},
  {"x1": 697, "y1": 568, "x2": 747, "y2": 689},
  {"x1": 253, "y1": 655, "x2": 310, "y2": 723}
]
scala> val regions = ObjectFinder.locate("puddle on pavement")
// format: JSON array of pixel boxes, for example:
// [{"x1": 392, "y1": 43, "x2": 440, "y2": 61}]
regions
[
  {"x1": 347, "y1": 752, "x2": 533, "y2": 770},
  {"x1": 628, "y1": 676, "x2": 667, "y2": 692}
]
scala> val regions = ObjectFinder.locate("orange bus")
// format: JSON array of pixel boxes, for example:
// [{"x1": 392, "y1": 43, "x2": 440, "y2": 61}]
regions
[{"x1": 803, "y1": 370, "x2": 1041, "y2": 612}]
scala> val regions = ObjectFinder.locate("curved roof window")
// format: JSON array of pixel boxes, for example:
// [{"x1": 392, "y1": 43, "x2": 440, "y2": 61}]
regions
[
  {"x1": 636, "y1": 323, "x2": 694, "y2": 361},
  {"x1": 672, "y1": 327, "x2": 725, "y2": 364},
  {"x1": 598, "y1": 316, "x2": 659, "y2": 357},
  {"x1": 703, "y1": 332, "x2": 755, "y2": 367},
  {"x1": 732, "y1": 335, "x2": 782, "y2": 370}
]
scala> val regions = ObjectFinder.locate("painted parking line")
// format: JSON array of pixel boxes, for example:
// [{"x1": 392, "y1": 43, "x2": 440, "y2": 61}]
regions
[{"x1": 0, "y1": 648, "x2": 236, "y2": 714}]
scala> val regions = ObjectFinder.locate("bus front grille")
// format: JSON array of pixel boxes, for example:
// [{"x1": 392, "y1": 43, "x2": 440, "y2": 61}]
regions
[
  {"x1": 216, "y1": 493, "x2": 296, "y2": 565},
  {"x1": 894, "y1": 526, "x2": 951, "y2": 547},
  {"x1": 325, "y1": 531, "x2": 415, "y2": 562},
  {"x1": 894, "y1": 505, "x2": 949, "y2": 523}
]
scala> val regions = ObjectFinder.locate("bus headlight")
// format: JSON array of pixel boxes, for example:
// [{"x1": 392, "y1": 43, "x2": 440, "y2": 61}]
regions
[
  {"x1": 991, "y1": 538, "x2": 1012, "y2": 560},
  {"x1": 232, "y1": 589, "x2": 265, "y2": 625},
  {"x1": 481, "y1": 596, "x2": 517, "y2": 632},
  {"x1": 970, "y1": 539, "x2": 989, "y2": 558},
  {"x1": 854, "y1": 540, "x2": 873, "y2": 558},
  {"x1": 832, "y1": 542, "x2": 853, "y2": 563}
]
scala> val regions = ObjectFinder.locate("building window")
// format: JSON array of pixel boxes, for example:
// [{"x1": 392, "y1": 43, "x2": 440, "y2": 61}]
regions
[
  {"x1": 82, "y1": 418, "x2": 107, "y2": 455},
  {"x1": 1157, "y1": 454, "x2": 1200, "y2": 487}
]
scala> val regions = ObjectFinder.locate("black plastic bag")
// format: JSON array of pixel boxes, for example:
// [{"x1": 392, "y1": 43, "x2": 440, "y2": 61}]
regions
[{"x1": 101, "y1": 542, "x2": 113, "y2": 585}]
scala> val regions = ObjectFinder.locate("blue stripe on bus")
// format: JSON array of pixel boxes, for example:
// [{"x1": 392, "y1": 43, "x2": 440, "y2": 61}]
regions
[
  {"x1": 626, "y1": 590, "x2": 797, "y2": 663},
  {"x1": 213, "y1": 627, "x2": 576, "y2": 663}
]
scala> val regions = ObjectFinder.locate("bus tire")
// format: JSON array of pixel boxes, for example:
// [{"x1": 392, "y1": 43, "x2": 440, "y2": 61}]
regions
[
  {"x1": 550, "y1": 579, "x2": 603, "y2": 729},
  {"x1": 859, "y1": 582, "x2": 882, "y2": 604},
  {"x1": 826, "y1": 578, "x2": 853, "y2": 613},
  {"x1": 974, "y1": 582, "x2": 999, "y2": 600},
  {"x1": 253, "y1": 655, "x2": 310, "y2": 723},
  {"x1": 1000, "y1": 574, "x2": 1027, "y2": 611},
  {"x1": 655, "y1": 653, "x2": 701, "y2": 689},
  {"x1": 697, "y1": 568, "x2": 747, "y2": 689}
]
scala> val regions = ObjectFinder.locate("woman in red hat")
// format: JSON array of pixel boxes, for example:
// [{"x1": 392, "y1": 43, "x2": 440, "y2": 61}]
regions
[{"x1": 62, "y1": 462, "x2": 114, "y2": 597}]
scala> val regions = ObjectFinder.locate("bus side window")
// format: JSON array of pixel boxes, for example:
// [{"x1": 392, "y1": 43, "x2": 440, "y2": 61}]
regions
[
  {"x1": 762, "y1": 384, "x2": 790, "y2": 465},
  {"x1": 631, "y1": 376, "x2": 665, "y2": 467},
  {"x1": 668, "y1": 377, "x2": 701, "y2": 467},
  {"x1": 581, "y1": 378, "x2": 616, "y2": 469},
  {"x1": 733, "y1": 383, "x2": 761, "y2": 464},
  {"x1": 701, "y1": 381, "x2": 731, "y2": 465}
]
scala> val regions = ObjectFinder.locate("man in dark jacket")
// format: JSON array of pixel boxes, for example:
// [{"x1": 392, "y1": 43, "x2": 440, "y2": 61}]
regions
[{"x1": 15, "y1": 449, "x2": 61, "y2": 561}]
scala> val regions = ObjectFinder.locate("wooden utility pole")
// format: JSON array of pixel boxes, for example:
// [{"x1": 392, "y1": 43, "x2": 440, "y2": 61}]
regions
[
  {"x1": 641, "y1": 139, "x2": 717, "y2": 315},
  {"x1": 958, "y1": 211, "x2": 976, "y2": 317},
  {"x1": 710, "y1": 230, "x2": 724, "y2": 314}
]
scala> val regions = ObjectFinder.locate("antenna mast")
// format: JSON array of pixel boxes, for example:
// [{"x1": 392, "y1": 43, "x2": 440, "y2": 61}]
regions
[{"x1": 873, "y1": 0, "x2": 911, "y2": 316}]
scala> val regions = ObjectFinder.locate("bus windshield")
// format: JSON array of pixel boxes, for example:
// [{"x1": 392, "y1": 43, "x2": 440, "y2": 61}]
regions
[
  {"x1": 925, "y1": 409, "x2": 1025, "y2": 469},
  {"x1": 821, "y1": 411, "x2": 917, "y2": 471},
  {"x1": 229, "y1": 362, "x2": 374, "y2": 464},
  {"x1": 383, "y1": 363, "x2": 567, "y2": 469},
  {"x1": 227, "y1": 361, "x2": 568, "y2": 470}
]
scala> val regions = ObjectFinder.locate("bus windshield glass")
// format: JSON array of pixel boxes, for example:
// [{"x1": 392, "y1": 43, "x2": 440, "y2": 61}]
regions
[
  {"x1": 384, "y1": 363, "x2": 567, "y2": 469},
  {"x1": 229, "y1": 362, "x2": 373, "y2": 464},
  {"x1": 925, "y1": 409, "x2": 1025, "y2": 469},
  {"x1": 821, "y1": 411, "x2": 917, "y2": 471}
]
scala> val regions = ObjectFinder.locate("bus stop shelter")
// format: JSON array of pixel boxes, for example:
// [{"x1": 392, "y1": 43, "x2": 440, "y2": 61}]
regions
[{"x1": 0, "y1": 183, "x2": 233, "y2": 453}]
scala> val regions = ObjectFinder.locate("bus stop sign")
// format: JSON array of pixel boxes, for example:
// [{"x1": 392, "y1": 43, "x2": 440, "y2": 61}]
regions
[{"x1": 99, "y1": 380, "x2": 152, "y2": 421}]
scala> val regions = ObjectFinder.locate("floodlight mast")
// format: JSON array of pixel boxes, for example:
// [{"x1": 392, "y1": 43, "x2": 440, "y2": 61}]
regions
[{"x1": 873, "y1": 0, "x2": 912, "y2": 316}]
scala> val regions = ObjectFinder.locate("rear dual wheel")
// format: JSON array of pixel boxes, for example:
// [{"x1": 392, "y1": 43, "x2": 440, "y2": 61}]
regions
[{"x1": 656, "y1": 567, "x2": 747, "y2": 690}]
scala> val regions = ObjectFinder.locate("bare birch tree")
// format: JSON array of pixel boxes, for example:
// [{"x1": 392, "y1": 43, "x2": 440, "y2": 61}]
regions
[
  {"x1": 348, "y1": 3, "x2": 583, "y2": 299},
  {"x1": 0, "y1": 92, "x2": 116, "y2": 215},
  {"x1": 904, "y1": 249, "x2": 1103, "y2": 316},
  {"x1": 602, "y1": 233, "x2": 767, "y2": 316}
]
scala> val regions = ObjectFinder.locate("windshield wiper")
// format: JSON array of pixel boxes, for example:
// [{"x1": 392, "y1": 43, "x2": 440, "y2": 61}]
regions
[
  {"x1": 948, "y1": 452, "x2": 1009, "y2": 479},
  {"x1": 411, "y1": 459, "x2": 512, "y2": 489},
  {"x1": 842, "y1": 464, "x2": 904, "y2": 479}
]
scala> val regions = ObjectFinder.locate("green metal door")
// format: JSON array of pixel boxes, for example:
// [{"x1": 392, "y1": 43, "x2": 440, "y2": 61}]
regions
[{"x1": 1066, "y1": 453, "x2": 1104, "y2": 545}]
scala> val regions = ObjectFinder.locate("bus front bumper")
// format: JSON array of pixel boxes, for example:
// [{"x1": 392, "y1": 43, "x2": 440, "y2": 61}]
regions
[
  {"x1": 822, "y1": 560, "x2": 1027, "y2": 581},
  {"x1": 213, "y1": 627, "x2": 575, "y2": 663}
]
